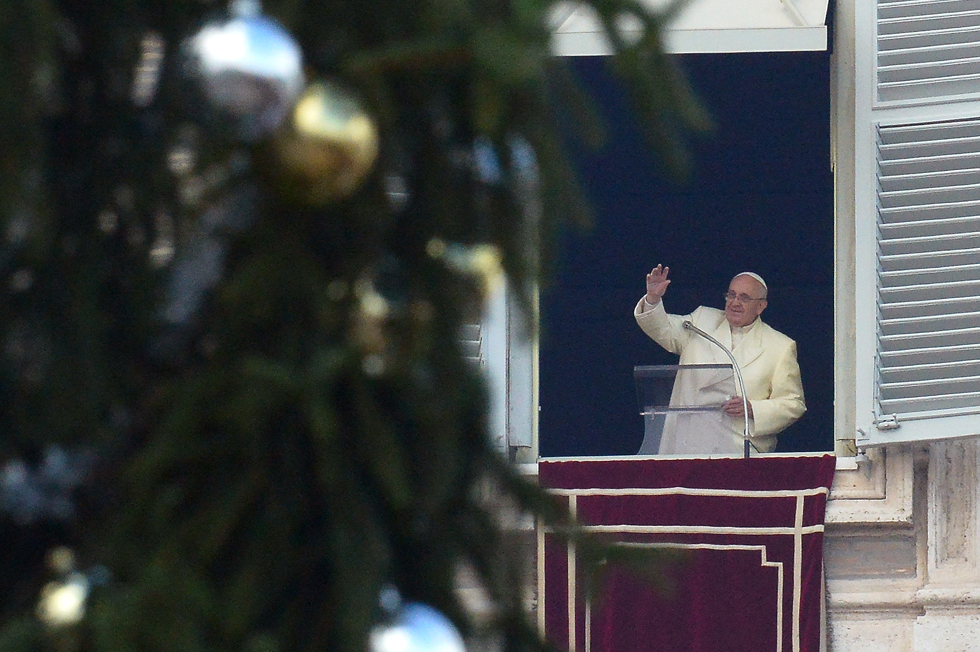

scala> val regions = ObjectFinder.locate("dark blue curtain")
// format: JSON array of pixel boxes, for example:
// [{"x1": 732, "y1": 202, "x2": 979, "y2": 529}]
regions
[{"x1": 539, "y1": 51, "x2": 833, "y2": 457}]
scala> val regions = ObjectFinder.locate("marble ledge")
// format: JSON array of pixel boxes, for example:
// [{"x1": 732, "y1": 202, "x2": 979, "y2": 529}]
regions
[
  {"x1": 826, "y1": 588, "x2": 925, "y2": 615},
  {"x1": 916, "y1": 588, "x2": 980, "y2": 608}
]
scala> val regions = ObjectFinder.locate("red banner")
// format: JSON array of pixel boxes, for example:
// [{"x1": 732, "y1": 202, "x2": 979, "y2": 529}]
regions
[{"x1": 539, "y1": 455, "x2": 836, "y2": 652}]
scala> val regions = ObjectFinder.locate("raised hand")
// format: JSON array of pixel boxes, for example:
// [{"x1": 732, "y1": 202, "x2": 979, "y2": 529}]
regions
[{"x1": 645, "y1": 264, "x2": 671, "y2": 303}]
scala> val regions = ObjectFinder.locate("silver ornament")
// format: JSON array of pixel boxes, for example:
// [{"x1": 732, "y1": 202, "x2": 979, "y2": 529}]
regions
[
  {"x1": 370, "y1": 603, "x2": 466, "y2": 652},
  {"x1": 181, "y1": 2, "x2": 304, "y2": 142}
]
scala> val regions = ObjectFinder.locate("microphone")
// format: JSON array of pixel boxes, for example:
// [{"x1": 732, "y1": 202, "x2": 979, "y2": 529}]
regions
[{"x1": 682, "y1": 320, "x2": 751, "y2": 458}]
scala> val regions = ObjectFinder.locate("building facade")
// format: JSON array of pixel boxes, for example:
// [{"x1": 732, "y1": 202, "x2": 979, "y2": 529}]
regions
[{"x1": 478, "y1": 1, "x2": 980, "y2": 648}]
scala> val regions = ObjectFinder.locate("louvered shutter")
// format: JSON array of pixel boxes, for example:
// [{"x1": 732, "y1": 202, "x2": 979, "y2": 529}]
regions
[
  {"x1": 459, "y1": 322, "x2": 486, "y2": 367},
  {"x1": 874, "y1": 117, "x2": 980, "y2": 439},
  {"x1": 877, "y1": 0, "x2": 980, "y2": 103}
]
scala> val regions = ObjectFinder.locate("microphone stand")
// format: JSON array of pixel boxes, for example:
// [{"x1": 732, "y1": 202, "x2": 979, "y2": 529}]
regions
[{"x1": 683, "y1": 320, "x2": 751, "y2": 459}]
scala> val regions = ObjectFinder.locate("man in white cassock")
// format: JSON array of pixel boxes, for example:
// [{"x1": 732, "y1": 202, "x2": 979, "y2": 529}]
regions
[{"x1": 634, "y1": 265, "x2": 806, "y2": 455}]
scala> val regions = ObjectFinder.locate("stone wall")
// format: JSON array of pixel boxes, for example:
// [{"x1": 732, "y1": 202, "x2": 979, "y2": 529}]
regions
[{"x1": 826, "y1": 443, "x2": 980, "y2": 651}]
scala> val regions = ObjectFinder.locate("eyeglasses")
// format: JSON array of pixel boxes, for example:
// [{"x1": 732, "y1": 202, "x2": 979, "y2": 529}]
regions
[{"x1": 724, "y1": 291, "x2": 766, "y2": 303}]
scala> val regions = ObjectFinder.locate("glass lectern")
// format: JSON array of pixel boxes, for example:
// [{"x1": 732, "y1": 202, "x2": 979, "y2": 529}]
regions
[{"x1": 634, "y1": 364, "x2": 743, "y2": 455}]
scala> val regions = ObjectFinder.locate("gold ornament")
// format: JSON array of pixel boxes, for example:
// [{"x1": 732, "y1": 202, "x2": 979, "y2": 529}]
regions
[
  {"x1": 426, "y1": 238, "x2": 504, "y2": 298},
  {"x1": 267, "y1": 79, "x2": 379, "y2": 204}
]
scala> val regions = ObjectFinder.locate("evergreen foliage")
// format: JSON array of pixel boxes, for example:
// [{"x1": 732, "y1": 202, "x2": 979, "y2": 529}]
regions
[{"x1": 0, "y1": 1, "x2": 705, "y2": 651}]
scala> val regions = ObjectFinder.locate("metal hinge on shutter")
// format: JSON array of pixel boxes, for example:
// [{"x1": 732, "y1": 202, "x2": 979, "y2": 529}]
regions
[{"x1": 875, "y1": 414, "x2": 901, "y2": 430}]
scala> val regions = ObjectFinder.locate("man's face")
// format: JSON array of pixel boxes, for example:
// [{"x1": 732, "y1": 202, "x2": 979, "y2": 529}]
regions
[{"x1": 724, "y1": 275, "x2": 767, "y2": 328}]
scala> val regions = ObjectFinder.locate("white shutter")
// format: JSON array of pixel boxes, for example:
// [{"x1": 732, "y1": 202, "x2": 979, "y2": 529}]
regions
[
  {"x1": 461, "y1": 316, "x2": 509, "y2": 454},
  {"x1": 461, "y1": 286, "x2": 536, "y2": 455},
  {"x1": 874, "y1": 117, "x2": 980, "y2": 437},
  {"x1": 877, "y1": 0, "x2": 980, "y2": 104},
  {"x1": 859, "y1": 0, "x2": 980, "y2": 446}
]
